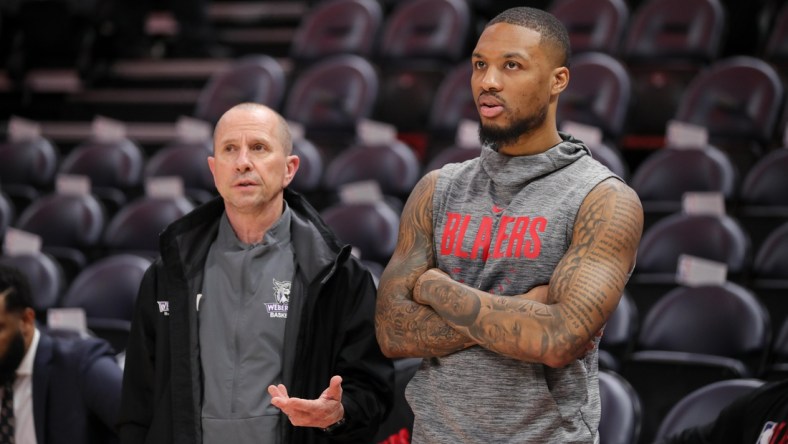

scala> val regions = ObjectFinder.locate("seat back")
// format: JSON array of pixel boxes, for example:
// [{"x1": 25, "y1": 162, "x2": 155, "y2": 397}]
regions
[
  {"x1": 289, "y1": 138, "x2": 324, "y2": 194},
  {"x1": 284, "y1": 54, "x2": 379, "y2": 130},
  {"x1": 0, "y1": 192, "x2": 14, "y2": 241},
  {"x1": 61, "y1": 253, "x2": 151, "y2": 321},
  {"x1": 378, "y1": 0, "x2": 471, "y2": 62},
  {"x1": 623, "y1": 0, "x2": 725, "y2": 62},
  {"x1": 621, "y1": 0, "x2": 726, "y2": 138},
  {"x1": 194, "y1": 55, "x2": 287, "y2": 124},
  {"x1": 320, "y1": 202, "x2": 400, "y2": 264},
  {"x1": 655, "y1": 378, "x2": 765, "y2": 440},
  {"x1": 739, "y1": 148, "x2": 788, "y2": 207},
  {"x1": 322, "y1": 140, "x2": 421, "y2": 199},
  {"x1": 638, "y1": 282, "x2": 771, "y2": 373},
  {"x1": 557, "y1": 52, "x2": 631, "y2": 139},
  {"x1": 587, "y1": 141, "x2": 629, "y2": 181},
  {"x1": 550, "y1": 0, "x2": 629, "y2": 55},
  {"x1": 599, "y1": 370, "x2": 642, "y2": 444},
  {"x1": 737, "y1": 149, "x2": 788, "y2": 252},
  {"x1": 16, "y1": 193, "x2": 106, "y2": 250},
  {"x1": 764, "y1": 3, "x2": 788, "y2": 69},
  {"x1": 290, "y1": 0, "x2": 383, "y2": 62},
  {"x1": 635, "y1": 213, "x2": 750, "y2": 274},
  {"x1": 103, "y1": 196, "x2": 195, "y2": 257},
  {"x1": 0, "y1": 137, "x2": 59, "y2": 188},
  {"x1": 600, "y1": 291, "x2": 639, "y2": 363},
  {"x1": 631, "y1": 145, "x2": 738, "y2": 202},
  {"x1": 772, "y1": 318, "x2": 788, "y2": 363},
  {"x1": 144, "y1": 140, "x2": 215, "y2": 203},
  {"x1": 0, "y1": 252, "x2": 65, "y2": 313},
  {"x1": 752, "y1": 221, "x2": 788, "y2": 280},
  {"x1": 621, "y1": 350, "x2": 749, "y2": 444},
  {"x1": 59, "y1": 138, "x2": 145, "y2": 190},
  {"x1": 675, "y1": 56, "x2": 784, "y2": 146},
  {"x1": 765, "y1": 318, "x2": 788, "y2": 380},
  {"x1": 427, "y1": 60, "x2": 476, "y2": 144}
]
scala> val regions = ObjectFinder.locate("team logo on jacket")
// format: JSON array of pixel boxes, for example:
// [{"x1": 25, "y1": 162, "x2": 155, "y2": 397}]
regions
[
  {"x1": 157, "y1": 301, "x2": 169, "y2": 316},
  {"x1": 266, "y1": 279, "x2": 290, "y2": 318}
]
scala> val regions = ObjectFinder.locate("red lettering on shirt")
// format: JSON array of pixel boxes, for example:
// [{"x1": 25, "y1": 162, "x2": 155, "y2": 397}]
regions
[
  {"x1": 471, "y1": 216, "x2": 493, "y2": 260},
  {"x1": 441, "y1": 213, "x2": 462, "y2": 255},
  {"x1": 454, "y1": 214, "x2": 472, "y2": 259},
  {"x1": 492, "y1": 216, "x2": 515, "y2": 259},
  {"x1": 507, "y1": 217, "x2": 530, "y2": 257},
  {"x1": 440, "y1": 213, "x2": 548, "y2": 261},
  {"x1": 524, "y1": 217, "x2": 546, "y2": 258}
]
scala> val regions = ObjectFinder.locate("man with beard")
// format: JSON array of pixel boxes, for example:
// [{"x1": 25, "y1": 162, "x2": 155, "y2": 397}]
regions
[
  {"x1": 375, "y1": 7, "x2": 644, "y2": 443},
  {"x1": 0, "y1": 264, "x2": 123, "y2": 443}
]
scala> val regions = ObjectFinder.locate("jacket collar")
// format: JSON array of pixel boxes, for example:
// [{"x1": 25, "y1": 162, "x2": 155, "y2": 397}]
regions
[
  {"x1": 159, "y1": 188, "x2": 351, "y2": 286},
  {"x1": 32, "y1": 330, "x2": 52, "y2": 443}
]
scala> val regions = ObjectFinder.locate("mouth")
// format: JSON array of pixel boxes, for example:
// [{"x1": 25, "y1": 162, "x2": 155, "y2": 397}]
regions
[
  {"x1": 478, "y1": 94, "x2": 504, "y2": 118},
  {"x1": 233, "y1": 179, "x2": 259, "y2": 188}
]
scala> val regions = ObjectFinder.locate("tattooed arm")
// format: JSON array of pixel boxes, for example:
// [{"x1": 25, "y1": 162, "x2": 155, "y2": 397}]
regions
[
  {"x1": 413, "y1": 179, "x2": 643, "y2": 367},
  {"x1": 375, "y1": 171, "x2": 474, "y2": 358},
  {"x1": 375, "y1": 172, "x2": 553, "y2": 358}
]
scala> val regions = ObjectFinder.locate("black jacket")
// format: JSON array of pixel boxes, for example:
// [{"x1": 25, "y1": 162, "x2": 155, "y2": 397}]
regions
[
  {"x1": 34, "y1": 331, "x2": 123, "y2": 444},
  {"x1": 117, "y1": 189, "x2": 394, "y2": 444}
]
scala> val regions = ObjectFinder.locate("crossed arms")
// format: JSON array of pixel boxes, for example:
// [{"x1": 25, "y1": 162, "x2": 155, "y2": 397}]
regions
[{"x1": 375, "y1": 170, "x2": 643, "y2": 367}]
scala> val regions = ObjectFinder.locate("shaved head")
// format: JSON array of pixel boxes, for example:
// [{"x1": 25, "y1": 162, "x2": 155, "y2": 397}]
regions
[{"x1": 215, "y1": 103, "x2": 294, "y2": 154}]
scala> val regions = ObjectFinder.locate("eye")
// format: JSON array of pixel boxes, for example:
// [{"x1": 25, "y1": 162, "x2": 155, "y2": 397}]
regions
[
  {"x1": 252, "y1": 143, "x2": 266, "y2": 151},
  {"x1": 505, "y1": 61, "x2": 519, "y2": 69},
  {"x1": 473, "y1": 60, "x2": 486, "y2": 70}
]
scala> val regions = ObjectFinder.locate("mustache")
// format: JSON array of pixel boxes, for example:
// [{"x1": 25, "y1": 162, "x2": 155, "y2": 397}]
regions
[{"x1": 478, "y1": 92, "x2": 506, "y2": 104}]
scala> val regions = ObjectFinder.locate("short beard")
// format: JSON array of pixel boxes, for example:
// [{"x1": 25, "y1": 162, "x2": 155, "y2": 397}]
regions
[{"x1": 478, "y1": 105, "x2": 549, "y2": 151}]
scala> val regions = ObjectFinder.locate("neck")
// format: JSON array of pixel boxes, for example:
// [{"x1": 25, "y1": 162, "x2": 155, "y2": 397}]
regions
[
  {"x1": 497, "y1": 126, "x2": 563, "y2": 156},
  {"x1": 225, "y1": 200, "x2": 284, "y2": 244}
]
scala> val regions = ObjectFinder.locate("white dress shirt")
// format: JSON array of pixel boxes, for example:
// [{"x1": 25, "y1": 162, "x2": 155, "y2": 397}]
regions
[{"x1": 3, "y1": 327, "x2": 40, "y2": 444}]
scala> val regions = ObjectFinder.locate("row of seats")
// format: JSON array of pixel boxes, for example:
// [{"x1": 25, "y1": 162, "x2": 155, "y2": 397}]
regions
[
  {"x1": 4, "y1": 0, "x2": 786, "y2": 153},
  {"x1": 604, "y1": 283, "x2": 787, "y2": 379},
  {"x1": 10, "y1": 0, "x2": 783, "y2": 77},
  {"x1": 598, "y1": 370, "x2": 780, "y2": 444},
  {"x1": 1, "y1": 116, "x2": 785, "y2": 215},
  {"x1": 1, "y1": 134, "x2": 786, "y2": 267},
  {"x1": 195, "y1": 48, "x2": 787, "y2": 164},
  {"x1": 599, "y1": 285, "x2": 788, "y2": 443},
  {"x1": 0, "y1": 252, "x2": 149, "y2": 352}
]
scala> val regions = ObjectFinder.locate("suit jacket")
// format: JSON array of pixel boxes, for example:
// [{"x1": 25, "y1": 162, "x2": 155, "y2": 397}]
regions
[{"x1": 32, "y1": 331, "x2": 123, "y2": 444}]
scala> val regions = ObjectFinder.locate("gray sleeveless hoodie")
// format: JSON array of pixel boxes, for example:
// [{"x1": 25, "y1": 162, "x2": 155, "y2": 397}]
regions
[{"x1": 406, "y1": 133, "x2": 617, "y2": 443}]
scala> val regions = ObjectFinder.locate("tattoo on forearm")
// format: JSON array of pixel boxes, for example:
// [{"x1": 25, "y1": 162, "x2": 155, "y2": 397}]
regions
[
  {"x1": 422, "y1": 180, "x2": 642, "y2": 364},
  {"x1": 378, "y1": 176, "x2": 643, "y2": 364},
  {"x1": 376, "y1": 173, "x2": 474, "y2": 357}
]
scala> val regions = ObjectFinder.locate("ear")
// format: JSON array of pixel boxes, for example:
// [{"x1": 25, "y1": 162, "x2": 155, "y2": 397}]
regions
[
  {"x1": 283, "y1": 155, "x2": 300, "y2": 187},
  {"x1": 207, "y1": 155, "x2": 216, "y2": 178},
  {"x1": 551, "y1": 66, "x2": 569, "y2": 95}
]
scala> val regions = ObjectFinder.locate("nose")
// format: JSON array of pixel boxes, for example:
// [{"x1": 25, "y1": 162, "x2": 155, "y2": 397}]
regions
[
  {"x1": 235, "y1": 147, "x2": 253, "y2": 172},
  {"x1": 479, "y1": 67, "x2": 501, "y2": 92}
]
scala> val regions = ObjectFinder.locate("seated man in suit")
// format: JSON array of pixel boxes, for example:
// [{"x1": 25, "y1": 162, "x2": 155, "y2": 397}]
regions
[{"x1": 0, "y1": 264, "x2": 124, "y2": 443}]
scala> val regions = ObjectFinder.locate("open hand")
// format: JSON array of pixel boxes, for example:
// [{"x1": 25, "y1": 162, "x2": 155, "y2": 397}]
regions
[{"x1": 268, "y1": 375, "x2": 345, "y2": 429}]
